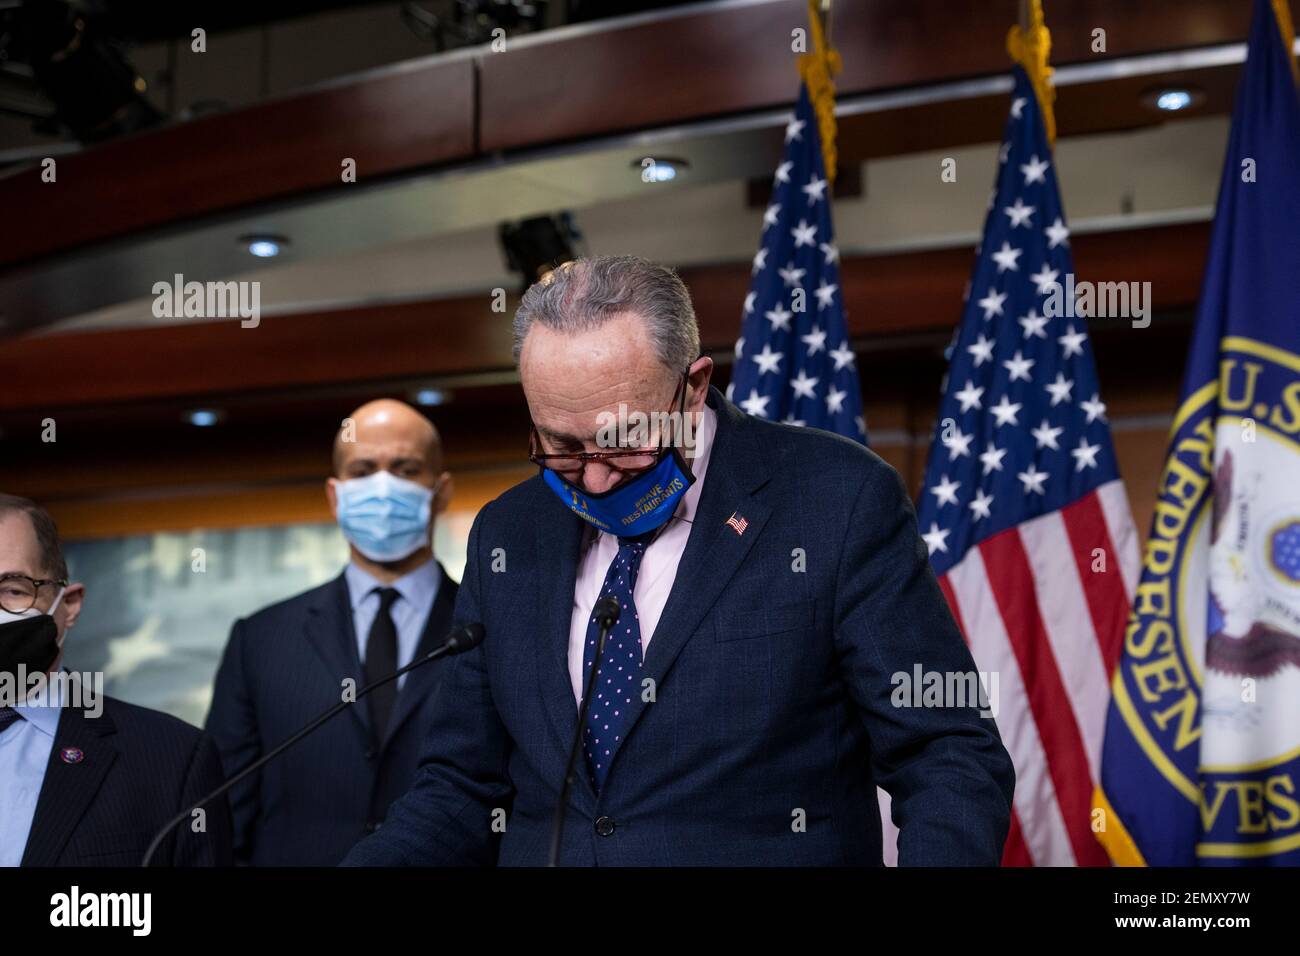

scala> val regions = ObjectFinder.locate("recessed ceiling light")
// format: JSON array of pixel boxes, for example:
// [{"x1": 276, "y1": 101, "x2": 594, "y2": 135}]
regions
[
  {"x1": 240, "y1": 234, "x2": 289, "y2": 257},
  {"x1": 1141, "y1": 86, "x2": 1204, "y2": 113},
  {"x1": 186, "y1": 409, "x2": 223, "y2": 427},
  {"x1": 414, "y1": 388, "x2": 449, "y2": 407},
  {"x1": 633, "y1": 157, "x2": 688, "y2": 183}
]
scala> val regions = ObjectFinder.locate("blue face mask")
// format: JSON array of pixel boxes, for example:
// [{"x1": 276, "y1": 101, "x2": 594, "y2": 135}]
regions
[
  {"x1": 538, "y1": 374, "x2": 697, "y2": 537},
  {"x1": 541, "y1": 446, "x2": 695, "y2": 537},
  {"x1": 334, "y1": 471, "x2": 436, "y2": 563}
]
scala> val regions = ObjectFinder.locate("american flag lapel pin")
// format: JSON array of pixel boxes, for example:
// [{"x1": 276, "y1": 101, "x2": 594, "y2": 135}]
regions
[{"x1": 725, "y1": 511, "x2": 748, "y2": 536}]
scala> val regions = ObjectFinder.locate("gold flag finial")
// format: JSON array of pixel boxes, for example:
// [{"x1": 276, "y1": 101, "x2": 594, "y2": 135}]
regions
[
  {"x1": 1272, "y1": 0, "x2": 1300, "y2": 86},
  {"x1": 1006, "y1": 0, "x2": 1056, "y2": 145},
  {"x1": 797, "y1": 0, "x2": 841, "y2": 183}
]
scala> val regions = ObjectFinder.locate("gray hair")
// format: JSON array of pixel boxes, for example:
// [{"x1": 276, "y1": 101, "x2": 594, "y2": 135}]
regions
[{"x1": 512, "y1": 255, "x2": 700, "y2": 372}]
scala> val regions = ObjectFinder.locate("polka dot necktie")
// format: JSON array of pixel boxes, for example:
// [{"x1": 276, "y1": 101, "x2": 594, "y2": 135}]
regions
[{"x1": 582, "y1": 535, "x2": 650, "y2": 792}]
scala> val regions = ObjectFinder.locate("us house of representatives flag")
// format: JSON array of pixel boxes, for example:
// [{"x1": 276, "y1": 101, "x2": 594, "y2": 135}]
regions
[
  {"x1": 1095, "y1": 0, "x2": 1300, "y2": 867},
  {"x1": 915, "y1": 6, "x2": 1139, "y2": 867}
]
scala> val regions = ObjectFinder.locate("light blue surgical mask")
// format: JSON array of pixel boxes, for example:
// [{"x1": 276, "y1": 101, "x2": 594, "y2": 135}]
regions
[{"x1": 334, "y1": 471, "x2": 437, "y2": 563}]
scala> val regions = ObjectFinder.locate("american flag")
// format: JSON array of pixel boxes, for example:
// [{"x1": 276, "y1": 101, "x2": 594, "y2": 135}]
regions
[
  {"x1": 728, "y1": 85, "x2": 865, "y2": 443},
  {"x1": 915, "y1": 67, "x2": 1139, "y2": 866}
]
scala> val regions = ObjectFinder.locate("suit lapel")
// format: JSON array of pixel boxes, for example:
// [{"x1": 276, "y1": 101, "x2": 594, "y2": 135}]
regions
[
  {"x1": 603, "y1": 388, "x2": 773, "y2": 776},
  {"x1": 381, "y1": 564, "x2": 457, "y2": 749},
  {"x1": 533, "y1": 485, "x2": 591, "y2": 798},
  {"x1": 304, "y1": 573, "x2": 370, "y2": 741},
  {"x1": 21, "y1": 702, "x2": 119, "y2": 866}
]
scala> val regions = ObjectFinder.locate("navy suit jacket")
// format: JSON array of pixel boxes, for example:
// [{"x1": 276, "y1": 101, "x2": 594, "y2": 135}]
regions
[
  {"x1": 21, "y1": 694, "x2": 232, "y2": 866},
  {"x1": 343, "y1": 388, "x2": 1014, "y2": 866},
  {"x1": 205, "y1": 564, "x2": 458, "y2": 865}
]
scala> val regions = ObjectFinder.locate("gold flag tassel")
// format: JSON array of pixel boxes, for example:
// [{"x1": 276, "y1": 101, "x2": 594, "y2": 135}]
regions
[
  {"x1": 1272, "y1": 0, "x2": 1300, "y2": 87},
  {"x1": 797, "y1": 0, "x2": 841, "y2": 184},
  {"x1": 1006, "y1": 0, "x2": 1056, "y2": 145}
]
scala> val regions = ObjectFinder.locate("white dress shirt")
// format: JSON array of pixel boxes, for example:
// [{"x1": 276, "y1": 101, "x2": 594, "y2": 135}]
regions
[{"x1": 567, "y1": 404, "x2": 717, "y2": 702}]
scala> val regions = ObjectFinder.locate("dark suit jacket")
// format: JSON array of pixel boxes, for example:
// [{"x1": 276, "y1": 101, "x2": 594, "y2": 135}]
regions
[
  {"x1": 205, "y1": 564, "x2": 458, "y2": 865},
  {"x1": 343, "y1": 388, "x2": 1015, "y2": 866},
  {"x1": 21, "y1": 694, "x2": 232, "y2": 866}
]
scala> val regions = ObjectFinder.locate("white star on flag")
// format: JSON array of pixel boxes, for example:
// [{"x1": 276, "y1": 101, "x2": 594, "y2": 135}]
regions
[
  {"x1": 969, "y1": 489, "x2": 995, "y2": 520},
  {"x1": 1071, "y1": 437, "x2": 1101, "y2": 471},
  {"x1": 1017, "y1": 465, "x2": 1049, "y2": 495},
  {"x1": 789, "y1": 369, "x2": 819, "y2": 399},
  {"x1": 968, "y1": 334, "x2": 995, "y2": 366},
  {"x1": 978, "y1": 289, "x2": 1008, "y2": 319},
  {"x1": 1003, "y1": 350, "x2": 1035, "y2": 382},
  {"x1": 1004, "y1": 197, "x2": 1035, "y2": 227},
  {"x1": 1032, "y1": 419, "x2": 1064, "y2": 450},
  {"x1": 1044, "y1": 372, "x2": 1074, "y2": 406},
  {"x1": 990, "y1": 395, "x2": 1023, "y2": 427},
  {"x1": 931, "y1": 474, "x2": 961, "y2": 507},
  {"x1": 1020, "y1": 154, "x2": 1050, "y2": 185},
  {"x1": 954, "y1": 380, "x2": 985, "y2": 412},
  {"x1": 752, "y1": 343, "x2": 783, "y2": 374},
  {"x1": 802, "y1": 175, "x2": 828, "y2": 203},
  {"x1": 1059, "y1": 325, "x2": 1087, "y2": 358},
  {"x1": 992, "y1": 242, "x2": 1023, "y2": 273},
  {"x1": 979, "y1": 442, "x2": 1007, "y2": 474},
  {"x1": 922, "y1": 523, "x2": 950, "y2": 555},
  {"x1": 1081, "y1": 393, "x2": 1107, "y2": 423}
]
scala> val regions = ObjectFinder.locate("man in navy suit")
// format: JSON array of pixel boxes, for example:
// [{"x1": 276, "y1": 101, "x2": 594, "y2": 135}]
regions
[
  {"x1": 0, "y1": 494, "x2": 231, "y2": 866},
  {"x1": 206, "y1": 399, "x2": 458, "y2": 865},
  {"x1": 343, "y1": 257, "x2": 1014, "y2": 866}
]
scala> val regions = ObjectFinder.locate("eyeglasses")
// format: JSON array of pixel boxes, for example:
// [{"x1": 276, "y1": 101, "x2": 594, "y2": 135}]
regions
[
  {"x1": 527, "y1": 373, "x2": 689, "y2": 481},
  {"x1": 528, "y1": 430, "x2": 663, "y2": 479},
  {"x1": 0, "y1": 573, "x2": 67, "y2": 615}
]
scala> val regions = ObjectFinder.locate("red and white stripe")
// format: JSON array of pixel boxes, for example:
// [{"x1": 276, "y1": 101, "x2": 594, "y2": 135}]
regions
[{"x1": 942, "y1": 479, "x2": 1137, "y2": 865}]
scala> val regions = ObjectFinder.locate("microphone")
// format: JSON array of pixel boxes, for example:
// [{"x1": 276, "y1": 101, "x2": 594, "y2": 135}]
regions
[
  {"x1": 549, "y1": 595, "x2": 620, "y2": 867},
  {"x1": 141, "y1": 622, "x2": 485, "y2": 867}
]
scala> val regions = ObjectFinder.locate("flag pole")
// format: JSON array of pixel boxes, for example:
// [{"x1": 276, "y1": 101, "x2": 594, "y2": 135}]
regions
[
  {"x1": 798, "y1": 0, "x2": 840, "y2": 183},
  {"x1": 1007, "y1": 0, "x2": 1056, "y2": 145}
]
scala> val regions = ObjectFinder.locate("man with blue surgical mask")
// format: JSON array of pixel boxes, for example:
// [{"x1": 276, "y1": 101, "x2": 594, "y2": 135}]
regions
[{"x1": 207, "y1": 399, "x2": 458, "y2": 865}]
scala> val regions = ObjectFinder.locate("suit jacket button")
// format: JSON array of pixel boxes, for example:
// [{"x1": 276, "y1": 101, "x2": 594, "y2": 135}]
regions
[
  {"x1": 365, "y1": 748, "x2": 377, "y2": 760},
  {"x1": 594, "y1": 816, "x2": 616, "y2": 837},
  {"x1": 365, "y1": 821, "x2": 381, "y2": 833}
]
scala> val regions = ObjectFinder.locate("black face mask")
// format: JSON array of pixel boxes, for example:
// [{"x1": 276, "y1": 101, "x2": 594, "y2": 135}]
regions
[{"x1": 0, "y1": 614, "x2": 61, "y2": 681}]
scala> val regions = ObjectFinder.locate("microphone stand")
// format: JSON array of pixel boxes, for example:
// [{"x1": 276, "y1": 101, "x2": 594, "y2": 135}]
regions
[
  {"x1": 141, "y1": 625, "x2": 482, "y2": 867},
  {"x1": 548, "y1": 598, "x2": 620, "y2": 867}
]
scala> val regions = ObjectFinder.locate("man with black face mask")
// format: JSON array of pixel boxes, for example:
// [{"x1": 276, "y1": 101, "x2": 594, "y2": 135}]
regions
[{"x1": 0, "y1": 493, "x2": 231, "y2": 866}]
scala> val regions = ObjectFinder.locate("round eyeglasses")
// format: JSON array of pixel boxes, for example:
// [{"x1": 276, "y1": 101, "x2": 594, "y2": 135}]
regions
[{"x1": 0, "y1": 573, "x2": 67, "y2": 615}]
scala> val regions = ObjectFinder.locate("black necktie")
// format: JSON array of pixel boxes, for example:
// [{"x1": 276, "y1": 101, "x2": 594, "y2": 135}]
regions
[
  {"x1": 365, "y1": 587, "x2": 401, "y2": 744},
  {"x1": 0, "y1": 706, "x2": 23, "y2": 734}
]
